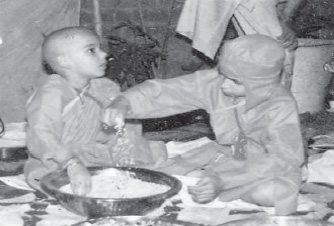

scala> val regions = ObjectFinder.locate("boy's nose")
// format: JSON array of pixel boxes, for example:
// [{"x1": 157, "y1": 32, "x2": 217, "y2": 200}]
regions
[{"x1": 100, "y1": 51, "x2": 107, "y2": 61}]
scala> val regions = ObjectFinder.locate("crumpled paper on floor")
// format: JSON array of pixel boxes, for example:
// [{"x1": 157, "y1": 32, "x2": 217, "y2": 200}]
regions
[
  {"x1": 307, "y1": 150, "x2": 334, "y2": 185},
  {"x1": 0, "y1": 204, "x2": 30, "y2": 226},
  {"x1": 166, "y1": 137, "x2": 212, "y2": 158}
]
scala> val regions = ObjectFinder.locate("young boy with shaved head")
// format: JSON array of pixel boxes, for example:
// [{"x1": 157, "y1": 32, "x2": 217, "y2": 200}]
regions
[{"x1": 24, "y1": 27, "x2": 166, "y2": 195}]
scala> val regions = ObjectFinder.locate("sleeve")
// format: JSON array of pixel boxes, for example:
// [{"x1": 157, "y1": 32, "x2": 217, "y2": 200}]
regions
[
  {"x1": 215, "y1": 99, "x2": 304, "y2": 189},
  {"x1": 26, "y1": 83, "x2": 76, "y2": 171},
  {"x1": 122, "y1": 69, "x2": 222, "y2": 118}
]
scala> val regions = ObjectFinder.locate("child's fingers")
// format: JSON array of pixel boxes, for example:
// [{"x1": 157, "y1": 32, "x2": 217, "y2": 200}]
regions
[
  {"x1": 72, "y1": 177, "x2": 91, "y2": 196},
  {"x1": 102, "y1": 109, "x2": 111, "y2": 124},
  {"x1": 102, "y1": 109, "x2": 120, "y2": 127},
  {"x1": 188, "y1": 178, "x2": 214, "y2": 192},
  {"x1": 191, "y1": 192, "x2": 215, "y2": 203},
  {"x1": 189, "y1": 185, "x2": 214, "y2": 196},
  {"x1": 188, "y1": 185, "x2": 207, "y2": 194}
]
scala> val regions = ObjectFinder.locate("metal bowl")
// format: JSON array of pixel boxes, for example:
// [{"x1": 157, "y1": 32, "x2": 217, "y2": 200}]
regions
[
  {"x1": 40, "y1": 167, "x2": 182, "y2": 218},
  {"x1": 219, "y1": 216, "x2": 334, "y2": 226}
]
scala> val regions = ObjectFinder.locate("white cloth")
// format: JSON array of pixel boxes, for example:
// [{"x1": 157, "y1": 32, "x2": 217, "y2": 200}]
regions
[
  {"x1": 0, "y1": 174, "x2": 34, "y2": 191},
  {"x1": 176, "y1": 0, "x2": 285, "y2": 59},
  {"x1": 307, "y1": 150, "x2": 334, "y2": 185},
  {"x1": 166, "y1": 137, "x2": 212, "y2": 158},
  {"x1": 176, "y1": 0, "x2": 243, "y2": 59}
]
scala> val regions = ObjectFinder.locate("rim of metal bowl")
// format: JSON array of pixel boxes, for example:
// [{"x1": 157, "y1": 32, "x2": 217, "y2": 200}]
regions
[{"x1": 40, "y1": 166, "x2": 182, "y2": 202}]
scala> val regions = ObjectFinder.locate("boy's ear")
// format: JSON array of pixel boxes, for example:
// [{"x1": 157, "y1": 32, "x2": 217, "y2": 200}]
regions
[{"x1": 56, "y1": 55, "x2": 71, "y2": 69}]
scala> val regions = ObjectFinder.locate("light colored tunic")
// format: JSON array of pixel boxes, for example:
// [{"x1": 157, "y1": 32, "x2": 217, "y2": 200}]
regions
[
  {"x1": 24, "y1": 74, "x2": 159, "y2": 190},
  {"x1": 123, "y1": 69, "x2": 305, "y2": 215}
]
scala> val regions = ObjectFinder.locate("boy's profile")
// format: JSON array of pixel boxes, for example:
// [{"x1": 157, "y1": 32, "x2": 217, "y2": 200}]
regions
[{"x1": 24, "y1": 27, "x2": 166, "y2": 195}]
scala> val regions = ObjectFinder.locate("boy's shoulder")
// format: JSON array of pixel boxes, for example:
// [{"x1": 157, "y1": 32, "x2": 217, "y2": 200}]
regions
[
  {"x1": 35, "y1": 74, "x2": 71, "y2": 95},
  {"x1": 28, "y1": 74, "x2": 73, "y2": 105}
]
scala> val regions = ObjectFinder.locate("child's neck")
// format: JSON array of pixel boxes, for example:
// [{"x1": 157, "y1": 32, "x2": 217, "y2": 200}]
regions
[{"x1": 65, "y1": 74, "x2": 91, "y2": 91}]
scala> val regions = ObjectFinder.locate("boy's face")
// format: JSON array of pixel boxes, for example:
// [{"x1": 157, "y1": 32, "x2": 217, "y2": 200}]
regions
[
  {"x1": 63, "y1": 31, "x2": 107, "y2": 79},
  {"x1": 218, "y1": 70, "x2": 246, "y2": 97}
]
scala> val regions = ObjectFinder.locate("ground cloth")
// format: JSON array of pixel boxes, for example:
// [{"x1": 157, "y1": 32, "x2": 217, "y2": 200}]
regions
[{"x1": 1, "y1": 137, "x2": 334, "y2": 225}]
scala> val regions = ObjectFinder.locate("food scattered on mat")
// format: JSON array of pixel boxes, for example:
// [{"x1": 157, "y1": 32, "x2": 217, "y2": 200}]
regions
[{"x1": 60, "y1": 169, "x2": 170, "y2": 198}]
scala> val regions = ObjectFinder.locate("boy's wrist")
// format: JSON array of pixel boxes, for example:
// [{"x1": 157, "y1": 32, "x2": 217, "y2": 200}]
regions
[
  {"x1": 107, "y1": 96, "x2": 132, "y2": 120},
  {"x1": 65, "y1": 158, "x2": 81, "y2": 170}
]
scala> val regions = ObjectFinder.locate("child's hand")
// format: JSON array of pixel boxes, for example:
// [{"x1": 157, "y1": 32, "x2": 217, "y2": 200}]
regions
[
  {"x1": 67, "y1": 161, "x2": 91, "y2": 196},
  {"x1": 103, "y1": 108, "x2": 126, "y2": 129},
  {"x1": 188, "y1": 176, "x2": 223, "y2": 203},
  {"x1": 102, "y1": 96, "x2": 130, "y2": 128},
  {"x1": 277, "y1": 21, "x2": 298, "y2": 52}
]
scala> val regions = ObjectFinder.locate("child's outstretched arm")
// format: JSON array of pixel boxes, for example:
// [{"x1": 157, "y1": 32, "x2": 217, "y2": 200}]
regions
[
  {"x1": 122, "y1": 69, "x2": 224, "y2": 119},
  {"x1": 102, "y1": 96, "x2": 131, "y2": 129}
]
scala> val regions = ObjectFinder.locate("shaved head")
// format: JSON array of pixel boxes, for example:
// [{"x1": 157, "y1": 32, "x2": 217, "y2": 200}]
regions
[{"x1": 42, "y1": 27, "x2": 97, "y2": 73}]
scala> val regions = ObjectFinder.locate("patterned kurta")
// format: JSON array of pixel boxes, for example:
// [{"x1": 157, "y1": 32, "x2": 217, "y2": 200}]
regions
[{"x1": 24, "y1": 74, "x2": 160, "y2": 190}]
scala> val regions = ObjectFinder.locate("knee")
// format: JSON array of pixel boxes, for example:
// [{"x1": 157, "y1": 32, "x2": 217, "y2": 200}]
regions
[{"x1": 24, "y1": 162, "x2": 49, "y2": 192}]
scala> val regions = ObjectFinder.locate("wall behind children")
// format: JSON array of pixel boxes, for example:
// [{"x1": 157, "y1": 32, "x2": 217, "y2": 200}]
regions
[{"x1": 0, "y1": 0, "x2": 80, "y2": 123}]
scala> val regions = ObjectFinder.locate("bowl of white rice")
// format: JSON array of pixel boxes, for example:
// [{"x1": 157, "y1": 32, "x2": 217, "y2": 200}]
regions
[{"x1": 40, "y1": 167, "x2": 181, "y2": 218}]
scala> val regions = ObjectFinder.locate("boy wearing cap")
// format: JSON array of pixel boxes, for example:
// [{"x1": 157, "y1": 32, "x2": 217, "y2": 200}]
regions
[{"x1": 105, "y1": 35, "x2": 305, "y2": 215}]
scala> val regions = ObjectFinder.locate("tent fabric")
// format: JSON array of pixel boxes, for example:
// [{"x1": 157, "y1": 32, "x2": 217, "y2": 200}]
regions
[{"x1": 0, "y1": 0, "x2": 81, "y2": 123}]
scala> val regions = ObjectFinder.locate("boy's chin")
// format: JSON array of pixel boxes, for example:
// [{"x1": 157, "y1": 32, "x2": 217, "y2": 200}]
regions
[{"x1": 92, "y1": 73, "x2": 106, "y2": 78}]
